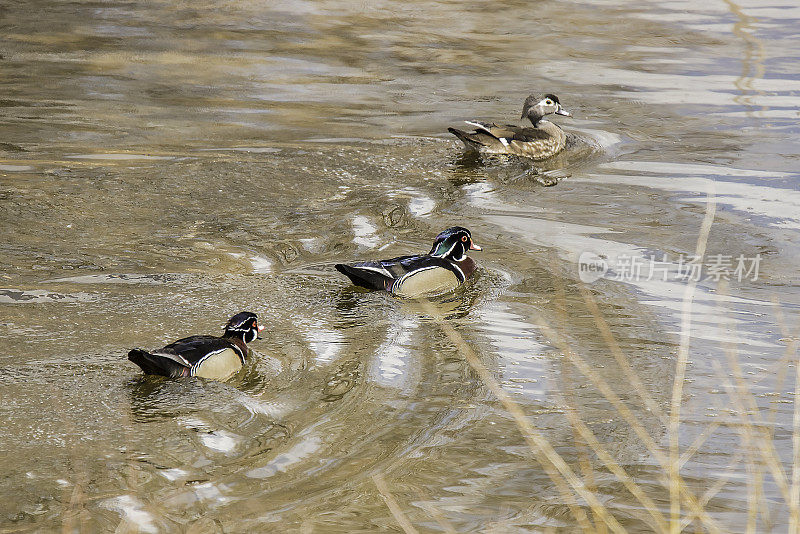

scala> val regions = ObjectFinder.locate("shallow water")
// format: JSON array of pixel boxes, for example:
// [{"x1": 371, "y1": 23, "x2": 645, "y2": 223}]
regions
[{"x1": 2, "y1": 0, "x2": 800, "y2": 532}]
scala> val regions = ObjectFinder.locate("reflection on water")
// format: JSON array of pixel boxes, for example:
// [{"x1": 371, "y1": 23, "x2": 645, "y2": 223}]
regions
[{"x1": 2, "y1": 0, "x2": 800, "y2": 531}]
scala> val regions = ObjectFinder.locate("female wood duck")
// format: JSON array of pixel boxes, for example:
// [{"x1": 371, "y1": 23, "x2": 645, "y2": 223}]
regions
[
  {"x1": 128, "y1": 312, "x2": 263, "y2": 381},
  {"x1": 335, "y1": 226, "x2": 482, "y2": 298},
  {"x1": 448, "y1": 94, "x2": 571, "y2": 160}
]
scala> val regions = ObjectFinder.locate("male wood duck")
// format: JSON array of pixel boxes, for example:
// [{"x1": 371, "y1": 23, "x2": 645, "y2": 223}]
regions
[
  {"x1": 448, "y1": 94, "x2": 572, "y2": 160},
  {"x1": 128, "y1": 312, "x2": 263, "y2": 381},
  {"x1": 335, "y1": 226, "x2": 482, "y2": 298}
]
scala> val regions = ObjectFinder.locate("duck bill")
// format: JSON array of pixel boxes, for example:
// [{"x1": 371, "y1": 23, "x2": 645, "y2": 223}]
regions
[
  {"x1": 555, "y1": 107, "x2": 571, "y2": 117},
  {"x1": 257, "y1": 324, "x2": 265, "y2": 339},
  {"x1": 469, "y1": 241, "x2": 482, "y2": 251}
]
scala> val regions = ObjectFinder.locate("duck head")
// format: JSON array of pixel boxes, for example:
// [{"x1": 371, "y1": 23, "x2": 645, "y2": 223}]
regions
[
  {"x1": 429, "y1": 226, "x2": 482, "y2": 262},
  {"x1": 223, "y1": 311, "x2": 263, "y2": 344},
  {"x1": 521, "y1": 93, "x2": 571, "y2": 126}
]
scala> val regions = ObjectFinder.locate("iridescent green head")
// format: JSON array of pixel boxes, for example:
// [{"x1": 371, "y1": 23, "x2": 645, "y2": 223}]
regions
[{"x1": 429, "y1": 227, "x2": 482, "y2": 261}]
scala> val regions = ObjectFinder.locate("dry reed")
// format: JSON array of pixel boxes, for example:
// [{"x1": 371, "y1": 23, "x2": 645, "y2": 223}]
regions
[{"x1": 404, "y1": 187, "x2": 800, "y2": 533}]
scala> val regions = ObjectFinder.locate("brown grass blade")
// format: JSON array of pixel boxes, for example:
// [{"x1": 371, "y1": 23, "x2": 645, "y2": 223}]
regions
[
  {"x1": 531, "y1": 311, "x2": 723, "y2": 533},
  {"x1": 668, "y1": 189, "x2": 716, "y2": 532},
  {"x1": 372, "y1": 473, "x2": 420, "y2": 534},
  {"x1": 791, "y1": 332, "x2": 800, "y2": 533},
  {"x1": 420, "y1": 300, "x2": 622, "y2": 533},
  {"x1": 558, "y1": 389, "x2": 669, "y2": 532},
  {"x1": 579, "y1": 284, "x2": 666, "y2": 424}
]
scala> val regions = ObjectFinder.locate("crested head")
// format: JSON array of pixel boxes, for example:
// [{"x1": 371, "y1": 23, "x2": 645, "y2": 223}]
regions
[
  {"x1": 224, "y1": 311, "x2": 263, "y2": 344},
  {"x1": 429, "y1": 226, "x2": 482, "y2": 261},
  {"x1": 521, "y1": 93, "x2": 571, "y2": 125}
]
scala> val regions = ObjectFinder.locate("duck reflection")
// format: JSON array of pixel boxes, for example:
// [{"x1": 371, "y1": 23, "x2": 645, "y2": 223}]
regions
[{"x1": 447, "y1": 150, "x2": 558, "y2": 188}]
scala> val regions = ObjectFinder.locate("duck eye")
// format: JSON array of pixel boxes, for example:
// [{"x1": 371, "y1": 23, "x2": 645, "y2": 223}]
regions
[
  {"x1": 545, "y1": 99, "x2": 553, "y2": 106},
  {"x1": 461, "y1": 236, "x2": 468, "y2": 242}
]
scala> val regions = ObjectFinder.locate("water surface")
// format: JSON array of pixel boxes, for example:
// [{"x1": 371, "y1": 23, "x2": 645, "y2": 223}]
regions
[{"x1": 2, "y1": 0, "x2": 800, "y2": 531}]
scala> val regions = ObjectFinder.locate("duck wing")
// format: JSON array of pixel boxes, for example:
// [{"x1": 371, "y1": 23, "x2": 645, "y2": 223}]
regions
[
  {"x1": 336, "y1": 254, "x2": 461, "y2": 290},
  {"x1": 158, "y1": 335, "x2": 241, "y2": 366},
  {"x1": 336, "y1": 254, "x2": 416, "y2": 290},
  {"x1": 465, "y1": 121, "x2": 551, "y2": 142},
  {"x1": 449, "y1": 121, "x2": 551, "y2": 151},
  {"x1": 127, "y1": 348, "x2": 191, "y2": 377}
]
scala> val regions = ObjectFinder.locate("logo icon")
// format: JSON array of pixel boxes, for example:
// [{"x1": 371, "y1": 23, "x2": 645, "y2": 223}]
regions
[{"x1": 578, "y1": 252, "x2": 608, "y2": 283}]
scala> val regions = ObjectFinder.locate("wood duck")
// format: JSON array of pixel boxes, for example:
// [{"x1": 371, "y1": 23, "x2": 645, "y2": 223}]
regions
[
  {"x1": 335, "y1": 226, "x2": 482, "y2": 298},
  {"x1": 448, "y1": 94, "x2": 571, "y2": 160},
  {"x1": 128, "y1": 312, "x2": 263, "y2": 381}
]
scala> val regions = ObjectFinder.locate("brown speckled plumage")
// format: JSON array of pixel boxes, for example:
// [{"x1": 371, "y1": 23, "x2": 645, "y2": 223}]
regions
[{"x1": 448, "y1": 93, "x2": 571, "y2": 160}]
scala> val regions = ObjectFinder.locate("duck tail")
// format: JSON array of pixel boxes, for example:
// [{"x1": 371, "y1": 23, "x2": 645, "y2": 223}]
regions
[
  {"x1": 128, "y1": 349, "x2": 190, "y2": 378},
  {"x1": 335, "y1": 263, "x2": 391, "y2": 291},
  {"x1": 448, "y1": 127, "x2": 484, "y2": 150}
]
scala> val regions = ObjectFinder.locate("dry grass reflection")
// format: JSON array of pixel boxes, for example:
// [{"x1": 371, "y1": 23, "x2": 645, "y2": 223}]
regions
[{"x1": 409, "y1": 191, "x2": 800, "y2": 533}]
